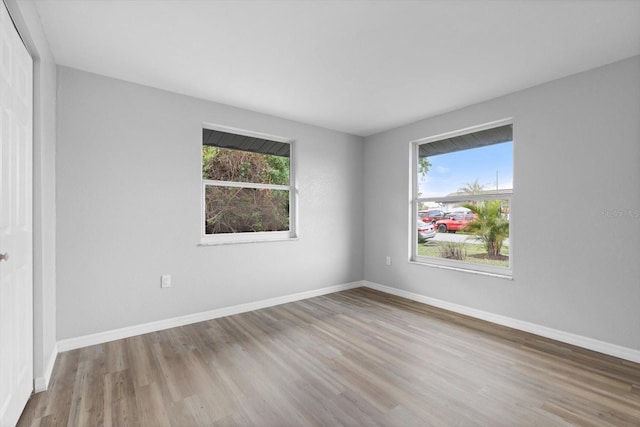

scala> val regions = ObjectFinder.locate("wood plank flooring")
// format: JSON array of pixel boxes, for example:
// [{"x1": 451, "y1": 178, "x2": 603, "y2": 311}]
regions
[{"x1": 18, "y1": 288, "x2": 640, "y2": 426}]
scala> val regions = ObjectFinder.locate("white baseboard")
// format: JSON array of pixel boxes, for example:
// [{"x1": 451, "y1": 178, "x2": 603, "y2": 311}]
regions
[
  {"x1": 34, "y1": 343, "x2": 58, "y2": 392},
  {"x1": 57, "y1": 281, "x2": 364, "y2": 353},
  {"x1": 55, "y1": 280, "x2": 640, "y2": 367},
  {"x1": 363, "y1": 281, "x2": 640, "y2": 364}
]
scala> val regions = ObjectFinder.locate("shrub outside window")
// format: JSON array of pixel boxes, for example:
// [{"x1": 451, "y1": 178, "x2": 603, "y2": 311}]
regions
[
  {"x1": 412, "y1": 119, "x2": 513, "y2": 277},
  {"x1": 201, "y1": 125, "x2": 296, "y2": 244}
]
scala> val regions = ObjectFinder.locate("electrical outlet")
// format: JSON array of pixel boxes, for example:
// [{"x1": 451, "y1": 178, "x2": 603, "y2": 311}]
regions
[
  {"x1": 385, "y1": 256, "x2": 392, "y2": 266},
  {"x1": 161, "y1": 274, "x2": 171, "y2": 288}
]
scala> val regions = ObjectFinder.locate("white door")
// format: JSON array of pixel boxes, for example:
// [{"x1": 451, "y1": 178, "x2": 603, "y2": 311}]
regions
[{"x1": 0, "y1": 1, "x2": 33, "y2": 426}]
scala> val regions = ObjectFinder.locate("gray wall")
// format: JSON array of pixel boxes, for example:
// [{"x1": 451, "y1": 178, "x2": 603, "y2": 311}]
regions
[
  {"x1": 363, "y1": 56, "x2": 640, "y2": 350},
  {"x1": 56, "y1": 67, "x2": 364, "y2": 340},
  {"x1": 48, "y1": 45, "x2": 640, "y2": 353},
  {"x1": 6, "y1": 0, "x2": 57, "y2": 389}
]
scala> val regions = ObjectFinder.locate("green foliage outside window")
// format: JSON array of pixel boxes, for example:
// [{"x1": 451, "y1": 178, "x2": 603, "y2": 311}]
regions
[
  {"x1": 462, "y1": 200, "x2": 509, "y2": 257},
  {"x1": 203, "y1": 146, "x2": 290, "y2": 234},
  {"x1": 202, "y1": 146, "x2": 290, "y2": 185}
]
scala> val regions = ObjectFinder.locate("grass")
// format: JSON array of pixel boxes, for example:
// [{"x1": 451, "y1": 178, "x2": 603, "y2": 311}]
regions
[{"x1": 418, "y1": 240, "x2": 510, "y2": 267}]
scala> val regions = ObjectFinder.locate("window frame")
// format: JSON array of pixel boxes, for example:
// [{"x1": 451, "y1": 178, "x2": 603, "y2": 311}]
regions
[
  {"x1": 200, "y1": 123, "x2": 298, "y2": 245},
  {"x1": 410, "y1": 118, "x2": 513, "y2": 278}
]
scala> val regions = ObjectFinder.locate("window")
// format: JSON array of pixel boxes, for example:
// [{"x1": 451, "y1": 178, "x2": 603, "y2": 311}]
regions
[
  {"x1": 201, "y1": 125, "x2": 296, "y2": 244},
  {"x1": 412, "y1": 120, "x2": 513, "y2": 277}
]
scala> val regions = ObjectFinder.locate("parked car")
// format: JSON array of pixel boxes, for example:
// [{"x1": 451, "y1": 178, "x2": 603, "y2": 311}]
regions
[
  {"x1": 418, "y1": 209, "x2": 445, "y2": 223},
  {"x1": 417, "y1": 220, "x2": 436, "y2": 240},
  {"x1": 442, "y1": 207, "x2": 471, "y2": 218},
  {"x1": 435, "y1": 213, "x2": 477, "y2": 233}
]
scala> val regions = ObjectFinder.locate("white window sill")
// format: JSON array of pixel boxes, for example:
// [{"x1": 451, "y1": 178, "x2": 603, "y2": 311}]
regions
[
  {"x1": 199, "y1": 232, "x2": 298, "y2": 246},
  {"x1": 409, "y1": 259, "x2": 513, "y2": 280}
]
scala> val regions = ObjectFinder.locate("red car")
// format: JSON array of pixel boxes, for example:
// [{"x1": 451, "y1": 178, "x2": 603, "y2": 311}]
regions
[
  {"x1": 418, "y1": 209, "x2": 445, "y2": 223},
  {"x1": 435, "y1": 213, "x2": 477, "y2": 233}
]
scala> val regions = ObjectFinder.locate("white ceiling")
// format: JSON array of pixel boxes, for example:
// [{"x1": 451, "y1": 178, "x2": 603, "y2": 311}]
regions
[{"x1": 31, "y1": 0, "x2": 640, "y2": 137}]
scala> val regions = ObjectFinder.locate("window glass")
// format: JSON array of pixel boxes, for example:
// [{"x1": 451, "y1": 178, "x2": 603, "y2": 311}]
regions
[
  {"x1": 202, "y1": 127, "x2": 295, "y2": 243},
  {"x1": 202, "y1": 146, "x2": 290, "y2": 185},
  {"x1": 204, "y1": 186, "x2": 289, "y2": 234},
  {"x1": 413, "y1": 122, "x2": 513, "y2": 276}
]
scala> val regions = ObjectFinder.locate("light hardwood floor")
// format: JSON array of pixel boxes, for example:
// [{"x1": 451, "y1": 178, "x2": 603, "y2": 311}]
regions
[{"x1": 18, "y1": 288, "x2": 640, "y2": 426}]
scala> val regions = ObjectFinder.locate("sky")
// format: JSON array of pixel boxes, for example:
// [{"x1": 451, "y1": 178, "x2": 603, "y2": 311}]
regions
[{"x1": 418, "y1": 141, "x2": 513, "y2": 198}]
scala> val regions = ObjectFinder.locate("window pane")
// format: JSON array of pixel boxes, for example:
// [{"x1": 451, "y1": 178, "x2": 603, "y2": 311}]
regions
[
  {"x1": 202, "y1": 146, "x2": 290, "y2": 185},
  {"x1": 417, "y1": 199, "x2": 510, "y2": 269},
  {"x1": 204, "y1": 186, "x2": 289, "y2": 234},
  {"x1": 418, "y1": 141, "x2": 513, "y2": 199}
]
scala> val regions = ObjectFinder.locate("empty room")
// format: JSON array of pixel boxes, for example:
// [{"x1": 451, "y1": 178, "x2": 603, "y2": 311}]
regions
[{"x1": 2, "y1": 0, "x2": 640, "y2": 425}]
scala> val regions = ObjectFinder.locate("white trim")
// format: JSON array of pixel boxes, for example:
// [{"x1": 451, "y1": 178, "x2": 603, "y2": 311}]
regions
[
  {"x1": 200, "y1": 230, "x2": 297, "y2": 245},
  {"x1": 203, "y1": 180, "x2": 289, "y2": 191},
  {"x1": 412, "y1": 250, "x2": 513, "y2": 278},
  {"x1": 410, "y1": 119, "x2": 514, "y2": 278},
  {"x1": 199, "y1": 235, "x2": 299, "y2": 246},
  {"x1": 289, "y1": 140, "x2": 299, "y2": 238},
  {"x1": 33, "y1": 343, "x2": 58, "y2": 392},
  {"x1": 52, "y1": 281, "x2": 640, "y2": 375},
  {"x1": 200, "y1": 124, "x2": 297, "y2": 245},
  {"x1": 410, "y1": 143, "x2": 419, "y2": 259},
  {"x1": 57, "y1": 281, "x2": 363, "y2": 352},
  {"x1": 363, "y1": 281, "x2": 640, "y2": 364},
  {"x1": 409, "y1": 259, "x2": 513, "y2": 280},
  {"x1": 420, "y1": 191, "x2": 512, "y2": 204}
]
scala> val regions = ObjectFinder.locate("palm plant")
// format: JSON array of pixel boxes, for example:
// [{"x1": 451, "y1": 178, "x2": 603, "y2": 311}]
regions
[
  {"x1": 458, "y1": 178, "x2": 485, "y2": 195},
  {"x1": 463, "y1": 200, "x2": 509, "y2": 257}
]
